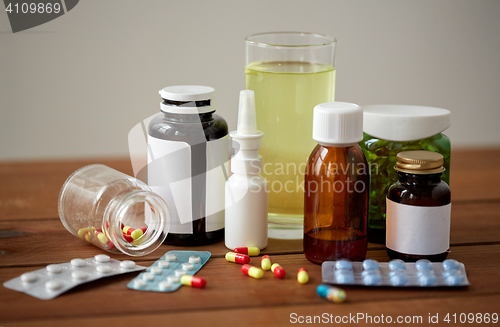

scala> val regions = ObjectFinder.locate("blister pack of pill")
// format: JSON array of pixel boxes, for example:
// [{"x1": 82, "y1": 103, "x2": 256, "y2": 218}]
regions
[
  {"x1": 3, "y1": 255, "x2": 146, "y2": 300},
  {"x1": 127, "y1": 250, "x2": 211, "y2": 292},
  {"x1": 322, "y1": 259, "x2": 469, "y2": 287}
]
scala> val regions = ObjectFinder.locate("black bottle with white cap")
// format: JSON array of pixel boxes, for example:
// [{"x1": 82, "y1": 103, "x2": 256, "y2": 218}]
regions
[{"x1": 148, "y1": 85, "x2": 228, "y2": 246}]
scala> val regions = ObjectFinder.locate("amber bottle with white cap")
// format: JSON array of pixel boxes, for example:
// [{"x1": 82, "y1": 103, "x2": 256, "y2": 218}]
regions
[
  {"x1": 386, "y1": 151, "x2": 451, "y2": 261},
  {"x1": 304, "y1": 102, "x2": 369, "y2": 264}
]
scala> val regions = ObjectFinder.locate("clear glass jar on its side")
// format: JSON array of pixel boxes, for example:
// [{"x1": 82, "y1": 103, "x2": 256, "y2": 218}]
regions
[
  {"x1": 359, "y1": 105, "x2": 451, "y2": 244},
  {"x1": 58, "y1": 164, "x2": 170, "y2": 256}
]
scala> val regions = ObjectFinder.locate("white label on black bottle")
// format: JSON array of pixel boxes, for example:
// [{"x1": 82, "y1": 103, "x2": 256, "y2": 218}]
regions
[
  {"x1": 147, "y1": 135, "x2": 228, "y2": 234},
  {"x1": 386, "y1": 198, "x2": 451, "y2": 255},
  {"x1": 205, "y1": 137, "x2": 228, "y2": 232},
  {"x1": 148, "y1": 136, "x2": 193, "y2": 234}
]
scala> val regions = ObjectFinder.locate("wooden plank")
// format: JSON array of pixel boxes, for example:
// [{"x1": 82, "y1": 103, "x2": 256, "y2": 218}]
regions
[
  {"x1": 4, "y1": 294, "x2": 500, "y2": 327},
  {"x1": 1, "y1": 244, "x2": 499, "y2": 321},
  {"x1": 2, "y1": 200, "x2": 498, "y2": 267},
  {"x1": 0, "y1": 159, "x2": 133, "y2": 221},
  {"x1": 450, "y1": 201, "x2": 500, "y2": 245},
  {"x1": 0, "y1": 218, "x2": 303, "y2": 267},
  {"x1": 451, "y1": 148, "x2": 500, "y2": 201},
  {"x1": 0, "y1": 148, "x2": 499, "y2": 222}
]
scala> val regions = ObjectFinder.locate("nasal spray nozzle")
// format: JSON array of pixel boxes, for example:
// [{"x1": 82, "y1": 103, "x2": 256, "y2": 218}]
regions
[
  {"x1": 237, "y1": 90, "x2": 257, "y2": 135},
  {"x1": 230, "y1": 90, "x2": 264, "y2": 175},
  {"x1": 225, "y1": 90, "x2": 268, "y2": 250}
]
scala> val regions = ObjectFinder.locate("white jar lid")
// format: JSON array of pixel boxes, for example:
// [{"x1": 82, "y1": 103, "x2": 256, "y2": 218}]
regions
[
  {"x1": 159, "y1": 85, "x2": 215, "y2": 114},
  {"x1": 159, "y1": 85, "x2": 214, "y2": 101},
  {"x1": 362, "y1": 105, "x2": 451, "y2": 142}
]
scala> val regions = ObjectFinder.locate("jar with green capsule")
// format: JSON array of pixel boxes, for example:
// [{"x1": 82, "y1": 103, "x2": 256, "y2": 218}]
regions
[{"x1": 359, "y1": 105, "x2": 451, "y2": 244}]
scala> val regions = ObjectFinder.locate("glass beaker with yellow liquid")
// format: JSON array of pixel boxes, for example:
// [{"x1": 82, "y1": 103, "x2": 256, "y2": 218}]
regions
[{"x1": 245, "y1": 32, "x2": 336, "y2": 239}]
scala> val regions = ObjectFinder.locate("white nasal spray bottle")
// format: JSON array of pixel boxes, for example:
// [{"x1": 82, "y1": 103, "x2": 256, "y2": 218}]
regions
[{"x1": 225, "y1": 90, "x2": 268, "y2": 250}]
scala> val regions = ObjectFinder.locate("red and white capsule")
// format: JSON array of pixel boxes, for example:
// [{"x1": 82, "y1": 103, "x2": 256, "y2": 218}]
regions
[{"x1": 271, "y1": 263, "x2": 286, "y2": 279}]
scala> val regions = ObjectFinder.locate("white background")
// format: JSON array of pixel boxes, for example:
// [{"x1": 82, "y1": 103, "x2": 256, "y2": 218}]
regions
[{"x1": 1, "y1": 0, "x2": 499, "y2": 161}]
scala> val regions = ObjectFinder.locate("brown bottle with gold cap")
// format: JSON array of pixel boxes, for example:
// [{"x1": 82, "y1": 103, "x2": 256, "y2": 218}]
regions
[{"x1": 386, "y1": 151, "x2": 451, "y2": 262}]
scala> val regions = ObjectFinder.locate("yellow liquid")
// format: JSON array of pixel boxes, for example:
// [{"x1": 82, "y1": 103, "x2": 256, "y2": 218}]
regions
[{"x1": 245, "y1": 61, "x2": 336, "y2": 226}]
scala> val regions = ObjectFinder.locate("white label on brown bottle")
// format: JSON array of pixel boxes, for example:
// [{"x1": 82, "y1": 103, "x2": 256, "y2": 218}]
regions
[{"x1": 386, "y1": 198, "x2": 451, "y2": 255}]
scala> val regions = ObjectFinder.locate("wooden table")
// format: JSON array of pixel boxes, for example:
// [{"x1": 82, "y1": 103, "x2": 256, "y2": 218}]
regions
[{"x1": 1, "y1": 149, "x2": 499, "y2": 326}]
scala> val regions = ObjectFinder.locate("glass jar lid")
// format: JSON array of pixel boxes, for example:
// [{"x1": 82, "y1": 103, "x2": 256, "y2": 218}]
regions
[
  {"x1": 362, "y1": 105, "x2": 451, "y2": 141},
  {"x1": 395, "y1": 150, "x2": 445, "y2": 174}
]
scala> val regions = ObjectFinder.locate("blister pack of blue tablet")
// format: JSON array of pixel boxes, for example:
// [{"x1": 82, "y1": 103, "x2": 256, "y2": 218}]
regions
[
  {"x1": 322, "y1": 259, "x2": 469, "y2": 287},
  {"x1": 3, "y1": 255, "x2": 146, "y2": 300},
  {"x1": 127, "y1": 250, "x2": 211, "y2": 292}
]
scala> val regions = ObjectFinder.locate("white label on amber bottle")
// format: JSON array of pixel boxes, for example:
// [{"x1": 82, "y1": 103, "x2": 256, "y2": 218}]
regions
[{"x1": 386, "y1": 198, "x2": 451, "y2": 255}]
